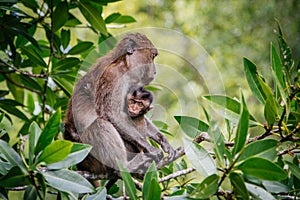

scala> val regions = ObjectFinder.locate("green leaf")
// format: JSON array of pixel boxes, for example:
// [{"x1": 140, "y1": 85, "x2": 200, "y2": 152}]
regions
[
  {"x1": 203, "y1": 95, "x2": 258, "y2": 125},
  {"x1": 52, "y1": 76, "x2": 74, "y2": 96},
  {"x1": 0, "y1": 166, "x2": 30, "y2": 187},
  {"x1": 0, "y1": 99, "x2": 29, "y2": 121},
  {"x1": 53, "y1": 2, "x2": 69, "y2": 32},
  {"x1": 61, "y1": 29, "x2": 70, "y2": 49},
  {"x1": 37, "y1": 140, "x2": 73, "y2": 164},
  {"x1": 262, "y1": 181, "x2": 289, "y2": 193},
  {"x1": 189, "y1": 174, "x2": 219, "y2": 199},
  {"x1": 243, "y1": 57, "x2": 266, "y2": 104},
  {"x1": 86, "y1": 187, "x2": 107, "y2": 200},
  {"x1": 35, "y1": 108, "x2": 61, "y2": 155},
  {"x1": 232, "y1": 93, "x2": 249, "y2": 156},
  {"x1": 142, "y1": 162, "x2": 161, "y2": 200},
  {"x1": 245, "y1": 183, "x2": 276, "y2": 200},
  {"x1": 105, "y1": 13, "x2": 121, "y2": 23},
  {"x1": 6, "y1": 74, "x2": 24, "y2": 103},
  {"x1": 113, "y1": 15, "x2": 136, "y2": 24},
  {"x1": 174, "y1": 116, "x2": 209, "y2": 138},
  {"x1": 53, "y1": 57, "x2": 81, "y2": 71},
  {"x1": 0, "y1": 140, "x2": 26, "y2": 173},
  {"x1": 47, "y1": 143, "x2": 92, "y2": 169},
  {"x1": 183, "y1": 139, "x2": 217, "y2": 176},
  {"x1": 24, "y1": 185, "x2": 37, "y2": 200},
  {"x1": 29, "y1": 122, "x2": 41, "y2": 167},
  {"x1": 285, "y1": 161, "x2": 300, "y2": 180},
  {"x1": 78, "y1": 1, "x2": 108, "y2": 36},
  {"x1": 117, "y1": 161, "x2": 138, "y2": 200},
  {"x1": 229, "y1": 172, "x2": 249, "y2": 200},
  {"x1": 257, "y1": 76, "x2": 279, "y2": 125},
  {"x1": 271, "y1": 43, "x2": 285, "y2": 89},
  {"x1": 42, "y1": 169, "x2": 95, "y2": 194},
  {"x1": 238, "y1": 139, "x2": 278, "y2": 162},
  {"x1": 209, "y1": 122, "x2": 225, "y2": 166},
  {"x1": 21, "y1": 46, "x2": 47, "y2": 68},
  {"x1": 68, "y1": 41, "x2": 94, "y2": 55},
  {"x1": 236, "y1": 157, "x2": 287, "y2": 181}
]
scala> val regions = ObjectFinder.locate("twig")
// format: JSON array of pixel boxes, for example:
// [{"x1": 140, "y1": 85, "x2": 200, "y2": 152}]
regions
[
  {"x1": 0, "y1": 58, "x2": 48, "y2": 78},
  {"x1": 1, "y1": 72, "x2": 43, "y2": 95},
  {"x1": 158, "y1": 167, "x2": 195, "y2": 183}
]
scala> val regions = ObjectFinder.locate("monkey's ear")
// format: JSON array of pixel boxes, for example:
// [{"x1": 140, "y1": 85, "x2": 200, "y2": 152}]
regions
[{"x1": 126, "y1": 39, "x2": 137, "y2": 55}]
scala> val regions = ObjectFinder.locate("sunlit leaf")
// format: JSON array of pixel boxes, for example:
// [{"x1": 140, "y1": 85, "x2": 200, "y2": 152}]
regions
[
  {"x1": 229, "y1": 172, "x2": 249, "y2": 200},
  {"x1": 42, "y1": 169, "x2": 95, "y2": 194},
  {"x1": 246, "y1": 183, "x2": 276, "y2": 200},
  {"x1": 37, "y1": 140, "x2": 73, "y2": 164},
  {"x1": 174, "y1": 116, "x2": 209, "y2": 138},
  {"x1": 262, "y1": 181, "x2": 289, "y2": 193},
  {"x1": 35, "y1": 108, "x2": 61, "y2": 155},
  {"x1": 47, "y1": 143, "x2": 92, "y2": 169},
  {"x1": 183, "y1": 139, "x2": 217, "y2": 176},
  {"x1": 236, "y1": 157, "x2": 287, "y2": 181},
  {"x1": 232, "y1": 93, "x2": 249, "y2": 156},
  {"x1": 117, "y1": 161, "x2": 138, "y2": 200},
  {"x1": 271, "y1": 43, "x2": 285, "y2": 90},
  {"x1": 244, "y1": 57, "x2": 266, "y2": 104},
  {"x1": 189, "y1": 174, "x2": 219, "y2": 199}
]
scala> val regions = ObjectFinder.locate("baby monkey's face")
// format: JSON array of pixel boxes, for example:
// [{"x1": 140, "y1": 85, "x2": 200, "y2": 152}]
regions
[{"x1": 127, "y1": 86, "x2": 153, "y2": 118}]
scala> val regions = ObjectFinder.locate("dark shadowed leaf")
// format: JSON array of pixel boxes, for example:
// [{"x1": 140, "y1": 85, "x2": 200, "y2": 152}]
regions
[
  {"x1": 68, "y1": 42, "x2": 93, "y2": 55},
  {"x1": 78, "y1": 1, "x2": 108, "y2": 36},
  {"x1": 21, "y1": 46, "x2": 47, "y2": 68},
  {"x1": 61, "y1": 29, "x2": 71, "y2": 49},
  {"x1": 0, "y1": 99, "x2": 28, "y2": 121},
  {"x1": 262, "y1": 181, "x2": 289, "y2": 193},
  {"x1": 271, "y1": 43, "x2": 285, "y2": 89},
  {"x1": 24, "y1": 185, "x2": 37, "y2": 200},
  {"x1": 53, "y1": 2, "x2": 69, "y2": 32},
  {"x1": 0, "y1": 166, "x2": 30, "y2": 187},
  {"x1": 237, "y1": 157, "x2": 287, "y2": 181},
  {"x1": 189, "y1": 174, "x2": 219, "y2": 199},
  {"x1": 183, "y1": 139, "x2": 217, "y2": 176},
  {"x1": 53, "y1": 57, "x2": 81, "y2": 71},
  {"x1": 229, "y1": 172, "x2": 249, "y2": 200},
  {"x1": 174, "y1": 116, "x2": 209, "y2": 138},
  {"x1": 285, "y1": 161, "x2": 300, "y2": 180}
]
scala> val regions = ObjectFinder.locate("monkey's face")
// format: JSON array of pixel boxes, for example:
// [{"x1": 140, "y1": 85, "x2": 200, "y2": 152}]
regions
[{"x1": 126, "y1": 48, "x2": 158, "y2": 85}]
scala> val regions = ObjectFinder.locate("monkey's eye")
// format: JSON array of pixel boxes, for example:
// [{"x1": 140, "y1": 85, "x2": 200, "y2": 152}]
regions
[
  {"x1": 138, "y1": 102, "x2": 143, "y2": 107},
  {"x1": 128, "y1": 99, "x2": 135, "y2": 104}
]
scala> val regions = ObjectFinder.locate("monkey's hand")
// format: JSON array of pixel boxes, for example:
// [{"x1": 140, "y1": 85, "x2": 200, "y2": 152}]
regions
[{"x1": 146, "y1": 147, "x2": 164, "y2": 163}]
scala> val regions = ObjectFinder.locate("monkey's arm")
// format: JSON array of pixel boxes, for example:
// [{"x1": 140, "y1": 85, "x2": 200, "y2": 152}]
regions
[{"x1": 144, "y1": 117, "x2": 176, "y2": 160}]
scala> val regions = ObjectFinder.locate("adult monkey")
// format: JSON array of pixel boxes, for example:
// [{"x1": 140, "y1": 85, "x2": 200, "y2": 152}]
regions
[{"x1": 64, "y1": 33, "x2": 176, "y2": 178}]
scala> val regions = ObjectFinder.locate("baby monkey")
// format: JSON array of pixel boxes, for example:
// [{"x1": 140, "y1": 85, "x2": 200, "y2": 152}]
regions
[{"x1": 127, "y1": 86, "x2": 153, "y2": 119}]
